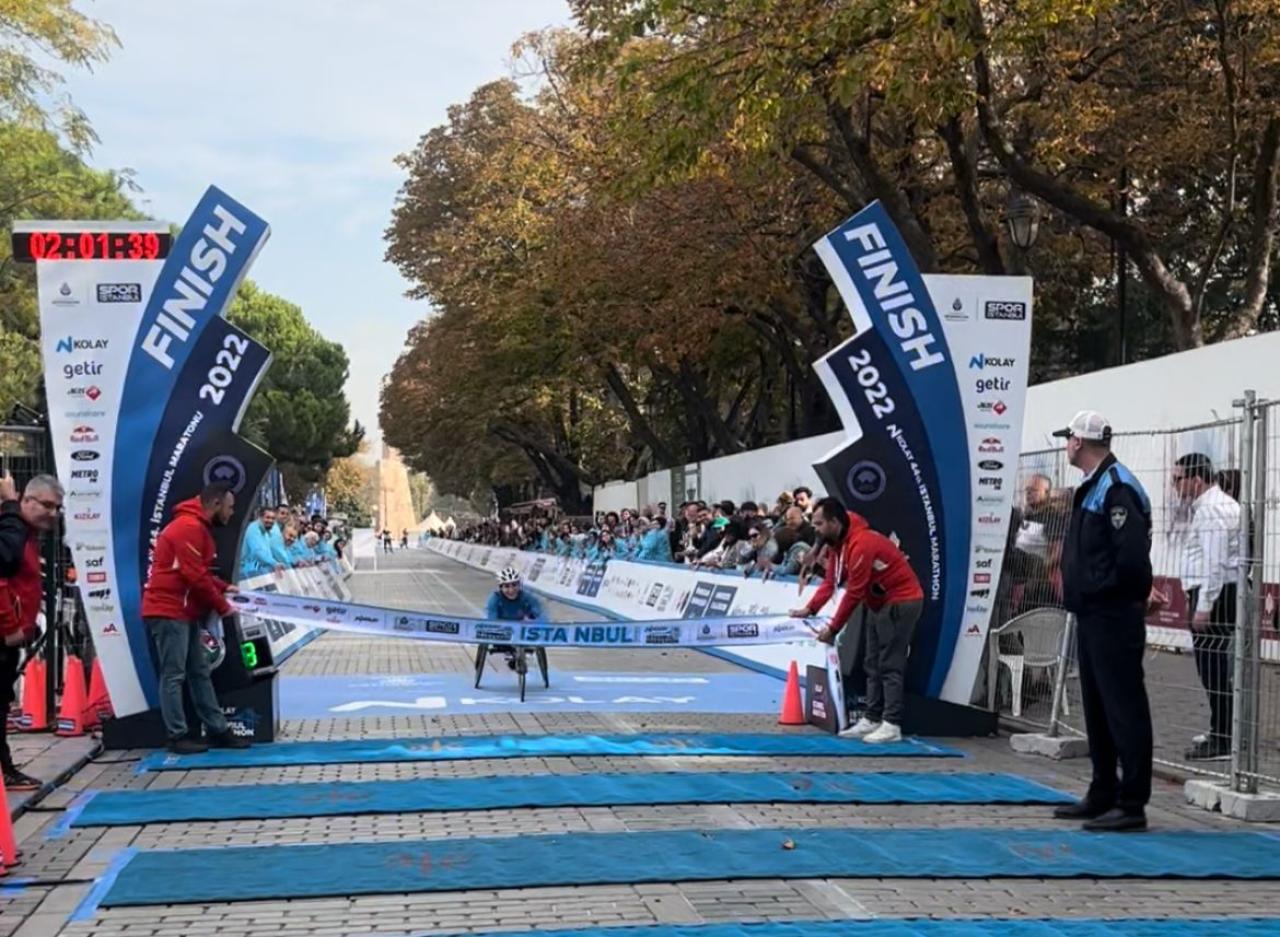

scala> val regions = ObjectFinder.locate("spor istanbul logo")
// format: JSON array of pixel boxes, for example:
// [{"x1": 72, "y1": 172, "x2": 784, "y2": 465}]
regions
[
  {"x1": 846, "y1": 460, "x2": 886, "y2": 502},
  {"x1": 97, "y1": 283, "x2": 141, "y2": 304}
]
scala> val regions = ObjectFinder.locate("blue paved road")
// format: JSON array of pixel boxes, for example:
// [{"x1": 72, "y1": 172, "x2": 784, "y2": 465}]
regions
[{"x1": 280, "y1": 670, "x2": 783, "y2": 717}]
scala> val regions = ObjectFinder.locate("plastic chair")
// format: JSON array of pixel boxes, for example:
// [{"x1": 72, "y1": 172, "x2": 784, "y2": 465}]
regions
[{"x1": 986, "y1": 608, "x2": 1069, "y2": 718}]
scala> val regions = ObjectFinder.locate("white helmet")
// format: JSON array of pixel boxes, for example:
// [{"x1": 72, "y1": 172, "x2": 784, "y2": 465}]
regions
[{"x1": 497, "y1": 566, "x2": 522, "y2": 586}]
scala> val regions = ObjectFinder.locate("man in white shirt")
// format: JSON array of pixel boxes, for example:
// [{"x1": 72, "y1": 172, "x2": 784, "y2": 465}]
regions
[{"x1": 1173, "y1": 453, "x2": 1242, "y2": 761}]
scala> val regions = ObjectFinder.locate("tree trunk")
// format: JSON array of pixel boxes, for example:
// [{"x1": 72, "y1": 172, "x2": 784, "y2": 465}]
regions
[
  {"x1": 967, "y1": 0, "x2": 1200, "y2": 348},
  {"x1": 602, "y1": 362, "x2": 680, "y2": 467},
  {"x1": 938, "y1": 116, "x2": 1006, "y2": 275},
  {"x1": 677, "y1": 357, "x2": 746, "y2": 455}
]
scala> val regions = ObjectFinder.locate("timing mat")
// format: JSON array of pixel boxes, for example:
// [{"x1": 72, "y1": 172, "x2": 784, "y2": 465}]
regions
[
  {"x1": 136, "y1": 732, "x2": 962, "y2": 771},
  {"x1": 96, "y1": 827, "x2": 1280, "y2": 907},
  {"x1": 71, "y1": 771, "x2": 1070, "y2": 826}
]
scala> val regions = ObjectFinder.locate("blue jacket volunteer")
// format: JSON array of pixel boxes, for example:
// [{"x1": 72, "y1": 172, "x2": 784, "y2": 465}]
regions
[{"x1": 1052, "y1": 410, "x2": 1154, "y2": 833}]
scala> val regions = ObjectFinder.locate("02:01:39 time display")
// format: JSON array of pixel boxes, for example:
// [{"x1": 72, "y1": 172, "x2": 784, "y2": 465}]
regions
[{"x1": 26, "y1": 230, "x2": 162, "y2": 260}]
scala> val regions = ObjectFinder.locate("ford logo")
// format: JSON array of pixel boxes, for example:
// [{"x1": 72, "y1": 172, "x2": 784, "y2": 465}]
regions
[
  {"x1": 71, "y1": 450, "x2": 100, "y2": 461},
  {"x1": 978, "y1": 459, "x2": 1004, "y2": 471}
]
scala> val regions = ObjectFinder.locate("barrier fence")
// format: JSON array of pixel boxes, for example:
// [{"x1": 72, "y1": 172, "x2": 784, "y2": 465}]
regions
[{"x1": 988, "y1": 391, "x2": 1279, "y2": 793}]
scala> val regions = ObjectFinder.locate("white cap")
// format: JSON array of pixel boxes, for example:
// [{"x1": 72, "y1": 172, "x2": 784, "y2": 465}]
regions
[{"x1": 1052, "y1": 410, "x2": 1112, "y2": 442}]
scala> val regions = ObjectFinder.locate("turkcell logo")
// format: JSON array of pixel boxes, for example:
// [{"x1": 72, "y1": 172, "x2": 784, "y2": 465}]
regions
[{"x1": 56, "y1": 336, "x2": 109, "y2": 354}]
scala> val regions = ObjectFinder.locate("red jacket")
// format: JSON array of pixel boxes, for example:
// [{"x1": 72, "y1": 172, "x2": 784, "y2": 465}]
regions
[
  {"x1": 0, "y1": 524, "x2": 42, "y2": 642},
  {"x1": 141, "y1": 497, "x2": 232, "y2": 621},
  {"x1": 805, "y1": 512, "x2": 923, "y2": 634}
]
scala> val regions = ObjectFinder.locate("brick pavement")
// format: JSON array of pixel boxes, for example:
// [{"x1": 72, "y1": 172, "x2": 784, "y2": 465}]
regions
[{"x1": 3, "y1": 547, "x2": 1271, "y2": 937}]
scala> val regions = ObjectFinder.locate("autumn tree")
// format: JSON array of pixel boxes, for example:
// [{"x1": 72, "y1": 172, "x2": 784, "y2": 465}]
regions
[{"x1": 571, "y1": 0, "x2": 1280, "y2": 351}]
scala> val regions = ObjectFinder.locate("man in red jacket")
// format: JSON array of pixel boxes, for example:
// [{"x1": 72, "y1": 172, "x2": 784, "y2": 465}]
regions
[
  {"x1": 790, "y1": 496, "x2": 923, "y2": 744},
  {"x1": 1, "y1": 474, "x2": 63, "y2": 789},
  {"x1": 142, "y1": 483, "x2": 250, "y2": 753}
]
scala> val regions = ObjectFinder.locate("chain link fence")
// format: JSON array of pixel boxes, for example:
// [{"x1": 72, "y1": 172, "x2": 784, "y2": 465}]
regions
[{"x1": 986, "y1": 397, "x2": 1280, "y2": 793}]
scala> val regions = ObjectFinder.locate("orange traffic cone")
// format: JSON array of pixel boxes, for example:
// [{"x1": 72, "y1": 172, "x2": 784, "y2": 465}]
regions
[
  {"x1": 55, "y1": 655, "x2": 87, "y2": 737},
  {"x1": 0, "y1": 768, "x2": 18, "y2": 867},
  {"x1": 778, "y1": 660, "x2": 806, "y2": 726},
  {"x1": 83, "y1": 658, "x2": 112, "y2": 729},
  {"x1": 18, "y1": 658, "x2": 48, "y2": 732}
]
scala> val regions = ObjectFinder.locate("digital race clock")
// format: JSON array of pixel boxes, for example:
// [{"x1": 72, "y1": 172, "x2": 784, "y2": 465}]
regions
[{"x1": 11, "y1": 229, "x2": 172, "y2": 262}]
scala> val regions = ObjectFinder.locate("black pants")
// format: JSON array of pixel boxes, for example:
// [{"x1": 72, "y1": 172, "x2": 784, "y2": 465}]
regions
[
  {"x1": 1187, "y1": 584, "x2": 1236, "y2": 742},
  {"x1": 863, "y1": 600, "x2": 922, "y2": 726},
  {"x1": 0, "y1": 643, "x2": 20, "y2": 769},
  {"x1": 1076, "y1": 607, "x2": 1153, "y2": 812}
]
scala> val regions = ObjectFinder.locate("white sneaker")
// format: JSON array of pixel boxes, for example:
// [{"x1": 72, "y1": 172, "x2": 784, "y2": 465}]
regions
[
  {"x1": 840, "y1": 717, "x2": 880, "y2": 739},
  {"x1": 864, "y1": 722, "x2": 902, "y2": 744}
]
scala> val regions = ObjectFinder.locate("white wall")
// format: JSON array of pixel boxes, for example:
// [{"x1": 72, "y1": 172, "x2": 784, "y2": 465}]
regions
[
  {"x1": 1019, "y1": 332, "x2": 1280, "y2": 452},
  {"x1": 593, "y1": 332, "x2": 1280, "y2": 508}
]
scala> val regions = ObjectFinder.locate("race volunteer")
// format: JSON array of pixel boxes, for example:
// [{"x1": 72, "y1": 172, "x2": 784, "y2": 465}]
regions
[
  {"x1": 478, "y1": 566, "x2": 545, "y2": 675},
  {"x1": 141, "y1": 484, "x2": 251, "y2": 754},
  {"x1": 240, "y1": 506, "x2": 285, "y2": 578},
  {"x1": 0, "y1": 474, "x2": 62, "y2": 790},
  {"x1": 790, "y1": 496, "x2": 923, "y2": 744},
  {"x1": 1053, "y1": 410, "x2": 1154, "y2": 833}
]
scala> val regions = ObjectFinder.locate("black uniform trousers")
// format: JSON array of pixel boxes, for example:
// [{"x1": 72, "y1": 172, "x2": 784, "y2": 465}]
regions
[
  {"x1": 0, "y1": 643, "x2": 21, "y2": 769},
  {"x1": 1076, "y1": 605, "x2": 1153, "y2": 813},
  {"x1": 1186, "y1": 584, "x2": 1236, "y2": 743}
]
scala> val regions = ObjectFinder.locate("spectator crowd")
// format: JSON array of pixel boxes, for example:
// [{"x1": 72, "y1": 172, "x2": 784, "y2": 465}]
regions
[
  {"x1": 455, "y1": 487, "x2": 828, "y2": 580},
  {"x1": 239, "y1": 504, "x2": 347, "y2": 579}
]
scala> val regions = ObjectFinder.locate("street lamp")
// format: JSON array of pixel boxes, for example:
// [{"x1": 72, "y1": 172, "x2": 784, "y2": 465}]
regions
[{"x1": 1004, "y1": 190, "x2": 1041, "y2": 251}]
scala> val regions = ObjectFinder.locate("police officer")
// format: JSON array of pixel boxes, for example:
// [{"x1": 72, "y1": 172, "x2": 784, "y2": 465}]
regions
[{"x1": 1052, "y1": 411, "x2": 1154, "y2": 832}]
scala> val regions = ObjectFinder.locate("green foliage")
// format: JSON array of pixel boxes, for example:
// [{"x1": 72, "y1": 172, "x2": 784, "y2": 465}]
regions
[
  {"x1": 226, "y1": 281, "x2": 363, "y2": 483},
  {"x1": 0, "y1": 123, "x2": 140, "y2": 416},
  {"x1": 0, "y1": 0, "x2": 118, "y2": 151}
]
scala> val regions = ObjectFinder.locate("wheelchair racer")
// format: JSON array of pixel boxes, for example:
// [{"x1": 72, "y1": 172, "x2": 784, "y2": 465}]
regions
[{"x1": 483, "y1": 566, "x2": 544, "y2": 671}]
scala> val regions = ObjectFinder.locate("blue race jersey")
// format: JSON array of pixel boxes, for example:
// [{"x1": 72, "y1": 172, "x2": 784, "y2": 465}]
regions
[{"x1": 484, "y1": 589, "x2": 544, "y2": 622}]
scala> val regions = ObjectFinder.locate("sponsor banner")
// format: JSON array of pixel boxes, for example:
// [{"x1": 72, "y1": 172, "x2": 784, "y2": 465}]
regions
[
  {"x1": 140, "y1": 318, "x2": 272, "y2": 586},
  {"x1": 33, "y1": 231, "x2": 167, "y2": 716},
  {"x1": 232, "y1": 588, "x2": 812, "y2": 649},
  {"x1": 812, "y1": 200, "x2": 1032, "y2": 703},
  {"x1": 424, "y1": 540, "x2": 832, "y2": 678},
  {"x1": 110, "y1": 188, "x2": 271, "y2": 711},
  {"x1": 239, "y1": 561, "x2": 351, "y2": 663}
]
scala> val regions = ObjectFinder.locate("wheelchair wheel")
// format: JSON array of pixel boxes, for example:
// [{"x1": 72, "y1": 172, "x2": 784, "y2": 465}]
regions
[
  {"x1": 536, "y1": 647, "x2": 549, "y2": 688},
  {"x1": 516, "y1": 651, "x2": 528, "y2": 702}
]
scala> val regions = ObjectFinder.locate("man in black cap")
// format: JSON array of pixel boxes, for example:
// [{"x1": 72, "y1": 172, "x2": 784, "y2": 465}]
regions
[{"x1": 1051, "y1": 411, "x2": 1154, "y2": 832}]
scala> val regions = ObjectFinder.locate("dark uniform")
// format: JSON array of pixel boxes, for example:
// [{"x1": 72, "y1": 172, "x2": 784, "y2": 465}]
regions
[{"x1": 1060, "y1": 453, "x2": 1154, "y2": 816}]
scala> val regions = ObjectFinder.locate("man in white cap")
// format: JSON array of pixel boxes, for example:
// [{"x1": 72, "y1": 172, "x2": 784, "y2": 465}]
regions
[{"x1": 1050, "y1": 410, "x2": 1154, "y2": 832}]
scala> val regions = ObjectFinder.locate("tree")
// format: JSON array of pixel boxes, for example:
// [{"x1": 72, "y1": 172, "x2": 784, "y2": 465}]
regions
[
  {"x1": 227, "y1": 281, "x2": 363, "y2": 486},
  {"x1": 0, "y1": 123, "x2": 140, "y2": 416},
  {"x1": 0, "y1": 0, "x2": 118, "y2": 151},
  {"x1": 325, "y1": 454, "x2": 374, "y2": 528},
  {"x1": 571, "y1": 0, "x2": 1280, "y2": 350}
]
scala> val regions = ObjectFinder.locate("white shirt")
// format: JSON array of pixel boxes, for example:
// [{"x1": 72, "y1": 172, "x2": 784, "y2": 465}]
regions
[
  {"x1": 1182, "y1": 484, "x2": 1242, "y2": 610},
  {"x1": 1015, "y1": 517, "x2": 1049, "y2": 559}
]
